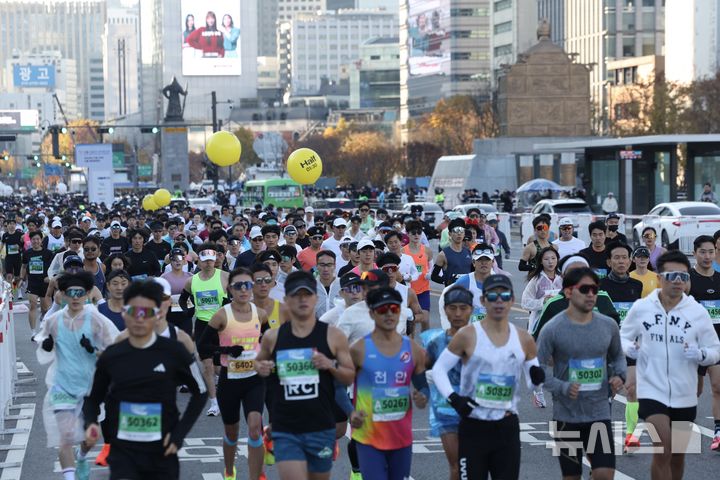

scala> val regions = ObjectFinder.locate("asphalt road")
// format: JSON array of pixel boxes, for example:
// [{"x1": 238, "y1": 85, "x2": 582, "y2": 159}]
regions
[{"x1": 3, "y1": 237, "x2": 720, "y2": 479}]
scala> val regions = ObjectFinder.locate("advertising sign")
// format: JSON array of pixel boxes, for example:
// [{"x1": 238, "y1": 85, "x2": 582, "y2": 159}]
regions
[
  {"x1": 13, "y1": 64, "x2": 56, "y2": 88},
  {"x1": 407, "y1": 0, "x2": 451, "y2": 77},
  {"x1": 75, "y1": 144, "x2": 114, "y2": 205},
  {"x1": 0, "y1": 110, "x2": 38, "y2": 132},
  {"x1": 181, "y1": 0, "x2": 242, "y2": 76}
]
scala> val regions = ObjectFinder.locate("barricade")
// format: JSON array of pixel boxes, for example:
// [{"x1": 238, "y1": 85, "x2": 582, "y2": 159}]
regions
[
  {"x1": 677, "y1": 217, "x2": 700, "y2": 255},
  {"x1": 577, "y1": 214, "x2": 593, "y2": 245},
  {"x1": 497, "y1": 213, "x2": 511, "y2": 240},
  {"x1": 0, "y1": 281, "x2": 16, "y2": 432}
]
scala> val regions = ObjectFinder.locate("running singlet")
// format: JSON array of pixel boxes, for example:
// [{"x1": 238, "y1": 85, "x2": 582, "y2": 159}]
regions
[
  {"x1": 52, "y1": 308, "x2": 96, "y2": 409},
  {"x1": 442, "y1": 246, "x2": 472, "y2": 285},
  {"x1": 266, "y1": 300, "x2": 281, "y2": 329},
  {"x1": 458, "y1": 322, "x2": 525, "y2": 421},
  {"x1": 453, "y1": 273, "x2": 486, "y2": 323},
  {"x1": 219, "y1": 303, "x2": 261, "y2": 379},
  {"x1": 271, "y1": 320, "x2": 336, "y2": 433},
  {"x1": 191, "y1": 269, "x2": 226, "y2": 322},
  {"x1": 404, "y1": 244, "x2": 430, "y2": 294},
  {"x1": 352, "y1": 335, "x2": 414, "y2": 450}
]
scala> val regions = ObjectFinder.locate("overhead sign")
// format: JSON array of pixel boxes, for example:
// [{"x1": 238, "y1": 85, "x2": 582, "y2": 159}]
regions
[
  {"x1": 75, "y1": 144, "x2": 114, "y2": 205},
  {"x1": 0, "y1": 110, "x2": 38, "y2": 132},
  {"x1": 13, "y1": 64, "x2": 55, "y2": 88},
  {"x1": 75, "y1": 144, "x2": 113, "y2": 169},
  {"x1": 138, "y1": 164, "x2": 153, "y2": 177}
]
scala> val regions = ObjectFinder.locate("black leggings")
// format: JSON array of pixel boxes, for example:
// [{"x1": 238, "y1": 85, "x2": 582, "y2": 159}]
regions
[{"x1": 458, "y1": 415, "x2": 520, "y2": 480}]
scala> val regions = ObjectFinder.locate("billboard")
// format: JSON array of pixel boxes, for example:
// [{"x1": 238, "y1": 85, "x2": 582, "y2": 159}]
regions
[
  {"x1": 0, "y1": 110, "x2": 38, "y2": 132},
  {"x1": 13, "y1": 64, "x2": 56, "y2": 88},
  {"x1": 407, "y1": 0, "x2": 451, "y2": 77},
  {"x1": 181, "y1": 0, "x2": 242, "y2": 76}
]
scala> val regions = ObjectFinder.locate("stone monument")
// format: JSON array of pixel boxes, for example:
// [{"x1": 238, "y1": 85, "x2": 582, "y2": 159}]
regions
[{"x1": 160, "y1": 77, "x2": 190, "y2": 191}]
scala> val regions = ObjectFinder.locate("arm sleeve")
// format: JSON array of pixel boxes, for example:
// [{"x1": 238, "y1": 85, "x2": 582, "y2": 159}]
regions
[
  {"x1": 536, "y1": 327, "x2": 570, "y2": 397},
  {"x1": 170, "y1": 352, "x2": 209, "y2": 447},
  {"x1": 430, "y1": 264, "x2": 444, "y2": 284},
  {"x1": 179, "y1": 289, "x2": 193, "y2": 315},
  {"x1": 518, "y1": 259, "x2": 532, "y2": 271},
  {"x1": 83, "y1": 354, "x2": 111, "y2": 428},
  {"x1": 197, "y1": 323, "x2": 221, "y2": 356},
  {"x1": 431, "y1": 349, "x2": 461, "y2": 399},
  {"x1": 520, "y1": 278, "x2": 544, "y2": 313}
]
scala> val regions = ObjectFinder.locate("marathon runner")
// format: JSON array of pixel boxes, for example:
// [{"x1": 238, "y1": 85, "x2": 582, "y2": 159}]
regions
[
  {"x1": 551, "y1": 218, "x2": 586, "y2": 260},
  {"x1": 519, "y1": 216, "x2": 551, "y2": 272},
  {"x1": 320, "y1": 272, "x2": 364, "y2": 327},
  {"x1": 297, "y1": 226, "x2": 325, "y2": 271},
  {"x1": 254, "y1": 271, "x2": 354, "y2": 480},
  {"x1": 621, "y1": 250, "x2": 720, "y2": 479},
  {"x1": 432, "y1": 274, "x2": 544, "y2": 480},
  {"x1": 604, "y1": 213, "x2": 628, "y2": 244},
  {"x1": 579, "y1": 221, "x2": 609, "y2": 279},
  {"x1": 45, "y1": 218, "x2": 66, "y2": 253},
  {"x1": 81, "y1": 236, "x2": 105, "y2": 295},
  {"x1": 537, "y1": 267, "x2": 626, "y2": 479},
  {"x1": 126, "y1": 228, "x2": 161, "y2": 280},
  {"x1": 314, "y1": 249, "x2": 339, "y2": 319},
  {"x1": 377, "y1": 252, "x2": 425, "y2": 336},
  {"x1": 432, "y1": 218, "x2": 472, "y2": 286},
  {"x1": 251, "y1": 263, "x2": 287, "y2": 332},
  {"x1": 404, "y1": 220, "x2": 432, "y2": 330},
  {"x1": 629, "y1": 246, "x2": 658, "y2": 297},
  {"x1": 348, "y1": 287, "x2": 428, "y2": 480},
  {"x1": 2, "y1": 217, "x2": 25, "y2": 296},
  {"x1": 97, "y1": 269, "x2": 131, "y2": 330},
  {"x1": 82, "y1": 280, "x2": 208, "y2": 480},
  {"x1": 235, "y1": 226, "x2": 265, "y2": 269},
  {"x1": 21, "y1": 230, "x2": 54, "y2": 336},
  {"x1": 688, "y1": 235, "x2": 720, "y2": 451},
  {"x1": 100, "y1": 221, "x2": 129, "y2": 259}
]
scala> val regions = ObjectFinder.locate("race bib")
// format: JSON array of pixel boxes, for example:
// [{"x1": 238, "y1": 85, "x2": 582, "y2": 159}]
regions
[
  {"x1": 700, "y1": 300, "x2": 720, "y2": 325},
  {"x1": 416, "y1": 264, "x2": 423, "y2": 274},
  {"x1": 372, "y1": 386, "x2": 410, "y2": 422},
  {"x1": 277, "y1": 348, "x2": 319, "y2": 385},
  {"x1": 170, "y1": 294, "x2": 182, "y2": 313},
  {"x1": 117, "y1": 402, "x2": 162, "y2": 442},
  {"x1": 7, "y1": 245, "x2": 19, "y2": 255},
  {"x1": 29, "y1": 257, "x2": 44, "y2": 274},
  {"x1": 593, "y1": 268, "x2": 608, "y2": 280},
  {"x1": 227, "y1": 350, "x2": 257, "y2": 380},
  {"x1": 613, "y1": 302, "x2": 634, "y2": 325},
  {"x1": 196, "y1": 290, "x2": 220, "y2": 311},
  {"x1": 474, "y1": 374, "x2": 515, "y2": 410},
  {"x1": 569, "y1": 357, "x2": 604, "y2": 391},
  {"x1": 49, "y1": 386, "x2": 78, "y2": 411},
  {"x1": 470, "y1": 306, "x2": 486, "y2": 323}
]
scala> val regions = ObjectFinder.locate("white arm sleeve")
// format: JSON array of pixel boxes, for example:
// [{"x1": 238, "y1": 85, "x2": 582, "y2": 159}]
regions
[{"x1": 431, "y1": 348, "x2": 462, "y2": 399}]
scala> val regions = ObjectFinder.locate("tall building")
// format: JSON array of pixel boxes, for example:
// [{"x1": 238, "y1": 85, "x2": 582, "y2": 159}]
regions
[
  {"x1": 349, "y1": 37, "x2": 400, "y2": 109},
  {"x1": 103, "y1": 4, "x2": 142, "y2": 120},
  {"x1": 665, "y1": 0, "x2": 720, "y2": 83},
  {"x1": 400, "y1": 0, "x2": 493, "y2": 127},
  {"x1": 535, "y1": 0, "x2": 664, "y2": 131},
  {"x1": 0, "y1": 0, "x2": 106, "y2": 119},
  {"x1": 283, "y1": 10, "x2": 398, "y2": 95},
  {"x1": 258, "y1": 0, "x2": 280, "y2": 57},
  {"x1": 88, "y1": 57, "x2": 105, "y2": 121},
  {"x1": 491, "y1": 0, "x2": 537, "y2": 86}
]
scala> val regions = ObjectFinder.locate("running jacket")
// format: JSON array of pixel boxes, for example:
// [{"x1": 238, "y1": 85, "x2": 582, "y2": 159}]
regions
[{"x1": 620, "y1": 290, "x2": 720, "y2": 408}]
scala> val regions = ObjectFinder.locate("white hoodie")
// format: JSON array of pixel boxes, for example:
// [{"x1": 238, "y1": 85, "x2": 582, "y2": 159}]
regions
[{"x1": 621, "y1": 289, "x2": 720, "y2": 408}]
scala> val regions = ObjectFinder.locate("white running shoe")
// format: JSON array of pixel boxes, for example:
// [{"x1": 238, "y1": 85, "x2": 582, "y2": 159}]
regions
[{"x1": 207, "y1": 403, "x2": 220, "y2": 416}]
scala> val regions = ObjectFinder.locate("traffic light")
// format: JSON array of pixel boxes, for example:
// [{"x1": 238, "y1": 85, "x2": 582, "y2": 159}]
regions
[
  {"x1": 2, "y1": 154, "x2": 9, "y2": 161},
  {"x1": 64, "y1": 161, "x2": 71, "y2": 168},
  {"x1": 60, "y1": 126, "x2": 68, "y2": 134},
  {"x1": 97, "y1": 127, "x2": 114, "y2": 134},
  {"x1": 35, "y1": 161, "x2": 41, "y2": 168},
  {"x1": 50, "y1": 126, "x2": 61, "y2": 159},
  {"x1": 140, "y1": 126, "x2": 159, "y2": 134}
]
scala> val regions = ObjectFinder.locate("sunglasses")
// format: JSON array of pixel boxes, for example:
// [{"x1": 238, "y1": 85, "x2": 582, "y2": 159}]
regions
[
  {"x1": 361, "y1": 271, "x2": 380, "y2": 282},
  {"x1": 252, "y1": 237, "x2": 263, "y2": 241},
  {"x1": 111, "y1": 225, "x2": 122, "y2": 230},
  {"x1": 65, "y1": 287, "x2": 87, "y2": 298},
  {"x1": 373, "y1": 303, "x2": 401, "y2": 314},
  {"x1": 83, "y1": 247, "x2": 98, "y2": 252},
  {"x1": 123, "y1": 305, "x2": 160, "y2": 318},
  {"x1": 281, "y1": 255, "x2": 293, "y2": 263},
  {"x1": 451, "y1": 227, "x2": 465, "y2": 234},
  {"x1": 560, "y1": 226, "x2": 573, "y2": 230},
  {"x1": 317, "y1": 262, "x2": 335, "y2": 268},
  {"x1": 469, "y1": 214, "x2": 480, "y2": 219},
  {"x1": 295, "y1": 224, "x2": 306, "y2": 229},
  {"x1": 230, "y1": 280, "x2": 254, "y2": 291},
  {"x1": 408, "y1": 229, "x2": 422, "y2": 235},
  {"x1": 253, "y1": 277, "x2": 274, "y2": 285},
  {"x1": 70, "y1": 239, "x2": 83, "y2": 244},
  {"x1": 311, "y1": 235, "x2": 323, "y2": 241},
  {"x1": 643, "y1": 234, "x2": 656, "y2": 239},
  {"x1": 484, "y1": 291, "x2": 513, "y2": 302},
  {"x1": 335, "y1": 225, "x2": 347, "y2": 229},
  {"x1": 573, "y1": 284, "x2": 599, "y2": 295},
  {"x1": 172, "y1": 255, "x2": 184, "y2": 262},
  {"x1": 360, "y1": 208, "x2": 369, "y2": 212},
  {"x1": 660, "y1": 271, "x2": 690, "y2": 283},
  {"x1": 341, "y1": 284, "x2": 363, "y2": 294},
  {"x1": 381, "y1": 265, "x2": 398, "y2": 273},
  {"x1": 535, "y1": 224, "x2": 549, "y2": 232}
]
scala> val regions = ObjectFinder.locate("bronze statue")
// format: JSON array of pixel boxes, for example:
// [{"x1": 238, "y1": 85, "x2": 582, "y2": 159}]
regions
[{"x1": 162, "y1": 76, "x2": 188, "y2": 121}]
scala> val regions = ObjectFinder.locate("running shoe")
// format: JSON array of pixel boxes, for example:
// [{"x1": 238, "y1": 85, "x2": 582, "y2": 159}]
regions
[
  {"x1": 533, "y1": 388, "x2": 547, "y2": 408},
  {"x1": 223, "y1": 466, "x2": 236, "y2": 480},
  {"x1": 624, "y1": 433, "x2": 640, "y2": 454},
  {"x1": 350, "y1": 472, "x2": 363, "y2": 480},
  {"x1": 206, "y1": 403, "x2": 220, "y2": 416},
  {"x1": 263, "y1": 426, "x2": 275, "y2": 466},
  {"x1": 259, "y1": 473, "x2": 267, "y2": 480},
  {"x1": 75, "y1": 447, "x2": 90, "y2": 480},
  {"x1": 711, "y1": 434, "x2": 720, "y2": 452},
  {"x1": 95, "y1": 443, "x2": 111, "y2": 466}
]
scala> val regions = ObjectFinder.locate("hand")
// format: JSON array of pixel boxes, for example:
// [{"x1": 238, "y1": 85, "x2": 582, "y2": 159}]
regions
[
  {"x1": 684, "y1": 343, "x2": 705, "y2": 363},
  {"x1": 311, "y1": 351, "x2": 335, "y2": 370},
  {"x1": 626, "y1": 341, "x2": 640, "y2": 360},
  {"x1": 448, "y1": 393, "x2": 478, "y2": 418},
  {"x1": 41, "y1": 334, "x2": 54, "y2": 352},
  {"x1": 412, "y1": 390, "x2": 427, "y2": 409},
  {"x1": 349, "y1": 410, "x2": 367, "y2": 429},
  {"x1": 529, "y1": 365, "x2": 545, "y2": 386},
  {"x1": 84, "y1": 423, "x2": 100, "y2": 449},
  {"x1": 608, "y1": 376, "x2": 624, "y2": 394},
  {"x1": 79, "y1": 334, "x2": 95, "y2": 354},
  {"x1": 254, "y1": 360, "x2": 275, "y2": 377},
  {"x1": 163, "y1": 433, "x2": 178, "y2": 456},
  {"x1": 567, "y1": 383, "x2": 580, "y2": 400},
  {"x1": 226, "y1": 345, "x2": 244, "y2": 358}
]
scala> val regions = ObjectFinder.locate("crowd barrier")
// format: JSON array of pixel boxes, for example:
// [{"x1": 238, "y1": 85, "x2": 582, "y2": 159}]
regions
[{"x1": 0, "y1": 281, "x2": 15, "y2": 432}]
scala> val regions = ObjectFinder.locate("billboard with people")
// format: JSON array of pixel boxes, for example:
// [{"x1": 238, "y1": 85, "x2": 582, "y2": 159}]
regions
[
  {"x1": 181, "y1": 0, "x2": 242, "y2": 76},
  {"x1": 407, "y1": 0, "x2": 451, "y2": 77}
]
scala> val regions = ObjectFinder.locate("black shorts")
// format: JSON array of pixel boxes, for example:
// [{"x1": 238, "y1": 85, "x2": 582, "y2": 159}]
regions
[
  {"x1": 26, "y1": 281, "x2": 48, "y2": 297},
  {"x1": 217, "y1": 370, "x2": 265, "y2": 425},
  {"x1": 698, "y1": 325, "x2": 720, "y2": 375},
  {"x1": 555, "y1": 420, "x2": 615, "y2": 477},
  {"x1": 638, "y1": 399, "x2": 696, "y2": 423},
  {"x1": 458, "y1": 414, "x2": 520, "y2": 480},
  {"x1": 108, "y1": 442, "x2": 179, "y2": 480},
  {"x1": 4, "y1": 256, "x2": 21, "y2": 277},
  {"x1": 193, "y1": 319, "x2": 212, "y2": 360}
]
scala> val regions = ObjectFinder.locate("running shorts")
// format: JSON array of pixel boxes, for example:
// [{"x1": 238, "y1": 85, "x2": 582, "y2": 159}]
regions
[
  {"x1": 217, "y1": 370, "x2": 265, "y2": 425},
  {"x1": 555, "y1": 420, "x2": 615, "y2": 477},
  {"x1": 458, "y1": 414, "x2": 520, "y2": 480}
]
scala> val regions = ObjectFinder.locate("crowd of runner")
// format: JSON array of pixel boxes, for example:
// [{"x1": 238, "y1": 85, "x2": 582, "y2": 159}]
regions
[{"x1": 2, "y1": 193, "x2": 720, "y2": 480}]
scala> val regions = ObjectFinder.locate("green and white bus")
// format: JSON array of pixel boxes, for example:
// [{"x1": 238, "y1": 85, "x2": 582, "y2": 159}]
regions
[{"x1": 242, "y1": 178, "x2": 304, "y2": 209}]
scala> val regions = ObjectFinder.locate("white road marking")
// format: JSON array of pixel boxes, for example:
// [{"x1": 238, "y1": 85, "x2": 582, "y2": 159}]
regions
[{"x1": 0, "y1": 403, "x2": 35, "y2": 479}]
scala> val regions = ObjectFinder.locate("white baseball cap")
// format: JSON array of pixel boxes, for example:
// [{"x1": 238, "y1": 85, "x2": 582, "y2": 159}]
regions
[
  {"x1": 305, "y1": 206, "x2": 314, "y2": 213},
  {"x1": 486, "y1": 213, "x2": 497, "y2": 221},
  {"x1": 559, "y1": 217, "x2": 573, "y2": 227},
  {"x1": 333, "y1": 218, "x2": 348, "y2": 228},
  {"x1": 199, "y1": 249, "x2": 217, "y2": 262},
  {"x1": 51, "y1": 220, "x2": 63, "y2": 228},
  {"x1": 357, "y1": 238, "x2": 375, "y2": 251},
  {"x1": 249, "y1": 226, "x2": 263, "y2": 239},
  {"x1": 151, "y1": 277, "x2": 172, "y2": 297}
]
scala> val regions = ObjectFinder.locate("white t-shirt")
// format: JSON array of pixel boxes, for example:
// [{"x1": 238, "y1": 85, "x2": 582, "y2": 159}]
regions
[{"x1": 552, "y1": 236, "x2": 587, "y2": 259}]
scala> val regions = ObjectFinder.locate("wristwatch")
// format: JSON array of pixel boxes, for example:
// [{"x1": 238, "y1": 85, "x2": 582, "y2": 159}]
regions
[{"x1": 331, "y1": 359, "x2": 339, "y2": 370}]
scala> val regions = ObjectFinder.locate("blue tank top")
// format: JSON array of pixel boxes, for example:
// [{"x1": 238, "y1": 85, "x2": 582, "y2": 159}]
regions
[
  {"x1": 442, "y1": 246, "x2": 472, "y2": 286},
  {"x1": 54, "y1": 308, "x2": 96, "y2": 398},
  {"x1": 93, "y1": 265, "x2": 105, "y2": 295}
]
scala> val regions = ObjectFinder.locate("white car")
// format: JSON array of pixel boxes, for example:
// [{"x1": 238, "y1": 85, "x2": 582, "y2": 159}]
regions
[
  {"x1": 452, "y1": 203, "x2": 499, "y2": 216},
  {"x1": 530, "y1": 199, "x2": 592, "y2": 216},
  {"x1": 402, "y1": 202, "x2": 445, "y2": 228},
  {"x1": 633, "y1": 202, "x2": 720, "y2": 248},
  {"x1": 187, "y1": 197, "x2": 218, "y2": 212}
]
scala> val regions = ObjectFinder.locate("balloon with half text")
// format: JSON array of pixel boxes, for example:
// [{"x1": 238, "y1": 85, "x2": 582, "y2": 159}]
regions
[
  {"x1": 142, "y1": 194, "x2": 159, "y2": 211},
  {"x1": 153, "y1": 188, "x2": 171, "y2": 207},
  {"x1": 287, "y1": 148, "x2": 322, "y2": 185},
  {"x1": 206, "y1": 130, "x2": 242, "y2": 167}
]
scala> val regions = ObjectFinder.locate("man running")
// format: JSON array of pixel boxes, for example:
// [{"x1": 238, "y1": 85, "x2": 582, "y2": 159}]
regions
[
  {"x1": 432, "y1": 218, "x2": 472, "y2": 286},
  {"x1": 551, "y1": 218, "x2": 586, "y2": 260},
  {"x1": 348, "y1": 287, "x2": 428, "y2": 480},
  {"x1": 579, "y1": 221, "x2": 609, "y2": 279},
  {"x1": 621, "y1": 250, "x2": 720, "y2": 480},
  {"x1": 83, "y1": 280, "x2": 208, "y2": 479},
  {"x1": 432, "y1": 275, "x2": 544, "y2": 480},
  {"x1": 537, "y1": 267, "x2": 626, "y2": 480},
  {"x1": 254, "y1": 271, "x2": 354, "y2": 480},
  {"x1": 404, "y1": 221, "x2": 432, "y2": 329},
  {"x1": 520, "y1": 216, "x2": 551, "y2": 272},
  {"x1": 21, "y1": 230, "x2": 53, "y2": 336}
]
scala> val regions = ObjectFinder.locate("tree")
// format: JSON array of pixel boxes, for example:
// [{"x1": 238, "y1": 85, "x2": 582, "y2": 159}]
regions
[
  {"x1": 232, "y1": 127, "x2": 262, "y2": 166},
  {"x1": 40, "y1": 119, "x2": 101, "y2": 163},
  {"x1": 682, "y1": 72, "x2": 720, "y2": 133},
  {"x1": 404, "y1": 141, "x2": 443, "y2": 176},
  {"x1": 338, "y1": 131, "x2": 400, "y2": 186}
]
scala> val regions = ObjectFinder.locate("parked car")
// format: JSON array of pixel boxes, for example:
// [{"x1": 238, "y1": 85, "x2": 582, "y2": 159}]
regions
[
  {"x1": 452, "y1": 203, "x2": 499, "y2": 216},
  {"x1": 402, "y1": 202, "x2": 445, "y2": 228},
  {"x1": 187, "y1": 197, "x2": 219, "y2": 213},
  {"x1": 311, "y1": 198, "x2": 357, "y2": 217},
  {"x1": 530, "y1": 199, "x2": 592, "y2": 215},
  {"x1": 633, "y1": 202, "x2": 720, "y2": 248}
]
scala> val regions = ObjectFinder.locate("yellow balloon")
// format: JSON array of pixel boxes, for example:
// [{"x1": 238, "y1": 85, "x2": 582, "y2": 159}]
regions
[
  {"x1": 206, "y1": 131, "x2": 242, "y2": 167},
  {"x1": 154, "y1": 188, "x2": 171, "y2": 207},
  {"x1": 287, "y1": 148, "x2": 322, "y2": 185},
  {"x1": 142, "y1": 194, "x2": 159, "y2": 211}
]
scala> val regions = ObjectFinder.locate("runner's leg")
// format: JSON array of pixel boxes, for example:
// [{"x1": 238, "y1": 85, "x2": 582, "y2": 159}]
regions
[{"x1": 439, "y1": 432, "x2": 459, "y2": 480}]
